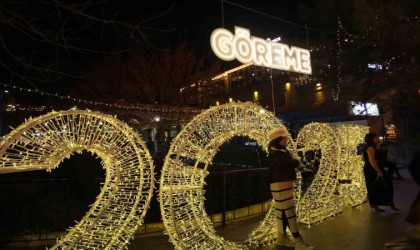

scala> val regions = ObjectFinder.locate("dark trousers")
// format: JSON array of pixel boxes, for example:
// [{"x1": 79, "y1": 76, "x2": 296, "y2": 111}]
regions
[
  {"x1": 364, "y1": 165, "x2": 395, "y2": 206},
  {"x1": 383, "y1": 162, "x2": 402, "y2": 177}
]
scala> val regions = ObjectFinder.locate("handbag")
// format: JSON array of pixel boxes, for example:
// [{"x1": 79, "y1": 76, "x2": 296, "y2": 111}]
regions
[{"x1": 371, "y1": 176, "x2": 387, "y2": 188}]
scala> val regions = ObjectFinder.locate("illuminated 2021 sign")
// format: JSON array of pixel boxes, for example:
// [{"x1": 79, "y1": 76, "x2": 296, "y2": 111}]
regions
[
  {"x1": 210, "y1": 26, "x2": 312, "y2": 74},
  {"x1": 0, "y1": 104, "x2": 368, "y2": 249}
]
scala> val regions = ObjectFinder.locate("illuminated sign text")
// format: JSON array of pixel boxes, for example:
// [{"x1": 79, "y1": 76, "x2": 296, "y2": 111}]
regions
[{"x1": 210, "y1": 26, "x2": 312, "y2": 74}]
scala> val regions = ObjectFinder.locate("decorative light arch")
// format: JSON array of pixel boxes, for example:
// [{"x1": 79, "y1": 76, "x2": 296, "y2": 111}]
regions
[
  {"x1": 294, "y1": 123, "x2": 341, "y2": 224},
  {"x1": 335, "y1": 125, "x2": 369, "y2": 207},
  {"x1": 159, "y1": 102, "x2": 283, "y2": 249},
  {"x1": 294, "y1": 122, "x2": 368, "y2": 225},
  {"x1": 0, "y1": 106, "x2": 369, "y2": 249},
  {"x1": 0, "y1": 109, "x2": 154, "y2": 249},
  {"x1": 248, "y1": 123, "x2": 368, "y2": 243}
]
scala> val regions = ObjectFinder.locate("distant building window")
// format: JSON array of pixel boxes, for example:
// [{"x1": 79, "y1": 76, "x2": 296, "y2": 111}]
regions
[
  {"x1": 348, "y1": 101, "x2": 380, "y2": 116},
  {"x1": 367, "y1": 63, "x2": 383, "y2": 71}
]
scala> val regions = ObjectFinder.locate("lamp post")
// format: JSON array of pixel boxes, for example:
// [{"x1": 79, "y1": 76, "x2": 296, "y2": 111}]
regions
[
  {"x1": 1, "y1": 89, "x2": 8, "y2": 102},
  {"x1": 0, "y1": 90, "x2": 8, "y2": 112},
  {"x1": 0, "y1": 90, "x2": 7, "y2": 135}
]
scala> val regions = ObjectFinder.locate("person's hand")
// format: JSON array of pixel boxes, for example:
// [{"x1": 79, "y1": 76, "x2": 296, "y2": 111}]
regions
[
  {"x1": 377, "y1": 171, "x2": 384, "y2": 177},
  {"x1": 296, "y1": 161, "x2": 306, "y2": 171}
]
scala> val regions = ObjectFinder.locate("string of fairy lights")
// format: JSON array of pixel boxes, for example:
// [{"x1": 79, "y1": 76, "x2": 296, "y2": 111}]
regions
[
  {"x1": 0, "y1": 109, "x2": 155, "y2": 249},
  {"x1": 338, "y1": 16, "x2": 409, "y2": 73},
  {"x1": 331, "y1": 17, "x2": 343, "y2": 101},
  {"x1": 0, "y1": 82, "x2": 201, "y2": 114},
  {"x1": 335, "y1": 14, "x2": 419, "y2": 100}
]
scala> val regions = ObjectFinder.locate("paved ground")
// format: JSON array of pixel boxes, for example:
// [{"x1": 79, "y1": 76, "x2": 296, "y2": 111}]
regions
[
  {"x1": 129, "y1": 166, "x2": 419, "y2": 250},
  {"x1": 4, "y1": 167, "x2": 419, "y2": 250}
]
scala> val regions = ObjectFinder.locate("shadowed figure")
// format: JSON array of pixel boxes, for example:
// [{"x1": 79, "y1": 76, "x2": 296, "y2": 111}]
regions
[
  {"x1": 384, "y1": 149, "x2": 420, "y2": 249},
  {"x1": 362, "y1": 133, "x2": 400, "y2": 213},
  {"x1": 377, "y1": 143, "x2": 403, "y2": 179}
]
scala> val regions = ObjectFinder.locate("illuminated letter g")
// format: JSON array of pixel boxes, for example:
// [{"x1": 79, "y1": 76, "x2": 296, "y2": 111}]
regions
[{"x1": 210, "y1": 28, "x2": 235, "y2": 61}]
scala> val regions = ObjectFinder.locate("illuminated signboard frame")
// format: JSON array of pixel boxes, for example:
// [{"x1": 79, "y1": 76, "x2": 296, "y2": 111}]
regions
[
  {"x1": 210, "y1": 26, "x2": 312, "y2": 74},
  {"x1": 385, "y1": 124, "x2": 397, "y2": 140},
  {"x1": 348, "y1": 101, "x2": 380, "y2": 116}
]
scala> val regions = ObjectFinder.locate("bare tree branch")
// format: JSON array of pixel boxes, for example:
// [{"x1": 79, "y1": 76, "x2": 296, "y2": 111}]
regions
[{"x1": 0, "y1": 0, "x2": 175, "y2": 86}]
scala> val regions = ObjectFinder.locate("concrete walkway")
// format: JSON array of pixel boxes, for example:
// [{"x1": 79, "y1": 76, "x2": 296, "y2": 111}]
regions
[
  {"x1": 4, "y1": 167, "x2": 419, "y2": 250},
  {"x1": 128, "y1": 167, "x2": 419, "y2": 250}
]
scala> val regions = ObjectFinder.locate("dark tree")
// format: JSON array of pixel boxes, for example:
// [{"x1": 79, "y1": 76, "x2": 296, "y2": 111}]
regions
[
  {"x1": 298, "y1": 0, "x2": 420, "y2": 144},
  {"x1": 71, "y1": 40, "x2": 222, "y2": 106},
  {"x1": 0, "y1": 0, "x2": 175, "y2": 86}
]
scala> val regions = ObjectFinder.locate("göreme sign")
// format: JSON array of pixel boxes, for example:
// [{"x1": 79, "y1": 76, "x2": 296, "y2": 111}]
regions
[{"x1": 210, "y1": 26, "x2": 312, "y2": 75}]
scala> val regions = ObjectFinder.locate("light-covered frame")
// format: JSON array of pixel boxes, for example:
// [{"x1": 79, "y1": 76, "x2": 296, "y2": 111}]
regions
[
  {"x1": 0, "y1": 105, "x2": 369, "y2": 249},
  {"x1": 294, "y1": 123, "x2": 368, "y2": 225},
  {"x1": 159, "y1": 102, "x2": 283, "y2": 249},
  {"x1": 0, "y1": 109, "x2": 154, "y2": 249}
]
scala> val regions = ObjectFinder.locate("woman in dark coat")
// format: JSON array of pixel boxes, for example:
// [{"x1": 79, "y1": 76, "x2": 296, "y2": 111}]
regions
[
  {"x1": 267, "y1": 127, "x2": 314, "y2": 250},
  {"x1": 362, "y1": 132, "x2": 400, "y2": 212}
]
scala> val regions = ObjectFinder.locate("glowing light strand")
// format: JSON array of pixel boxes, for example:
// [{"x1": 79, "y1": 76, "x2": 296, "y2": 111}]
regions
[
  {"x1": 335, "y1": 125, "x2": 369, "y2": 207},
  {"x1": 294, "y1": 123, "x2": 368, "y2": 225},
  {"x1": 0, "y1": 83, "x2": 201, "y2": 114},
  {"x1": 159, "y1": 102, "x2": 283, "y2": 249},
  {"x1": 0, "y1": 109, "x2": 155, "y2": 250},
  {"x1": 332, "y1": 17, "x2": 343, "y2": 101}
]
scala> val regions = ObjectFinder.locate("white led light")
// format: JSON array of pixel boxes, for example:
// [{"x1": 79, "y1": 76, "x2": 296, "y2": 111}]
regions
[
  {"x1": 159, "y1": 110, "x2": 369, "y2": 248},
  {"x1": 159, "y1": 102, "x2": 283, "y2": 249},
  {"x1": 0, "y1": 109, "x2": 154, "y2": 250},
  {"x1": 294, "y1": 123, "x2": 369, "y2": 225},
  {"x1": 0, "y1": 106, "x2": 369, "y2": 249}
]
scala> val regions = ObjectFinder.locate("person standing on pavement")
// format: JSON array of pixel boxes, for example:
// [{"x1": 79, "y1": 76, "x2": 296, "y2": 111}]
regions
[
  {"x1": 267, "y1": 127, "x2": 315, "y2": 250},
  {"x1": 405, "y1": 149, "x2": 420, "y2": 225},
  {"x1": 384, "y1": 149, "x2": 420, "y2": 249},
  {"x1": 362, "y1": 132, "x2": 401, "y2": 212},
  {"x1": 377, "y1": 143, "x2": 403, "y2": 179}
]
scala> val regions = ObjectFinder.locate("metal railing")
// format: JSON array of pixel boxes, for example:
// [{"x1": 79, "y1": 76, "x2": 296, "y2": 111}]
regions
[
  {"x1": 0, "y1": 167, "x2": 271, "y2": 245},
  {"x1": 208, "y1": 167, "x2": 270, "y2": 227}
]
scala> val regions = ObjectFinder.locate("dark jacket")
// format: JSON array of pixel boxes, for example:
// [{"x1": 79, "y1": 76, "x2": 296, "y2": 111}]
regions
[{"x1": 268, "y1": 148, "x2": 300, "y2": 183}]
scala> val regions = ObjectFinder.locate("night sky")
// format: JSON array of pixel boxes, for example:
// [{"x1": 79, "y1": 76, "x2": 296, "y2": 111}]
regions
[
  {"x1": 0, "y1": 0, "x2": 317, "y2": 103},
  {"x1": 138, "y1": 0, "x2": 317, "y2": 52}
]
